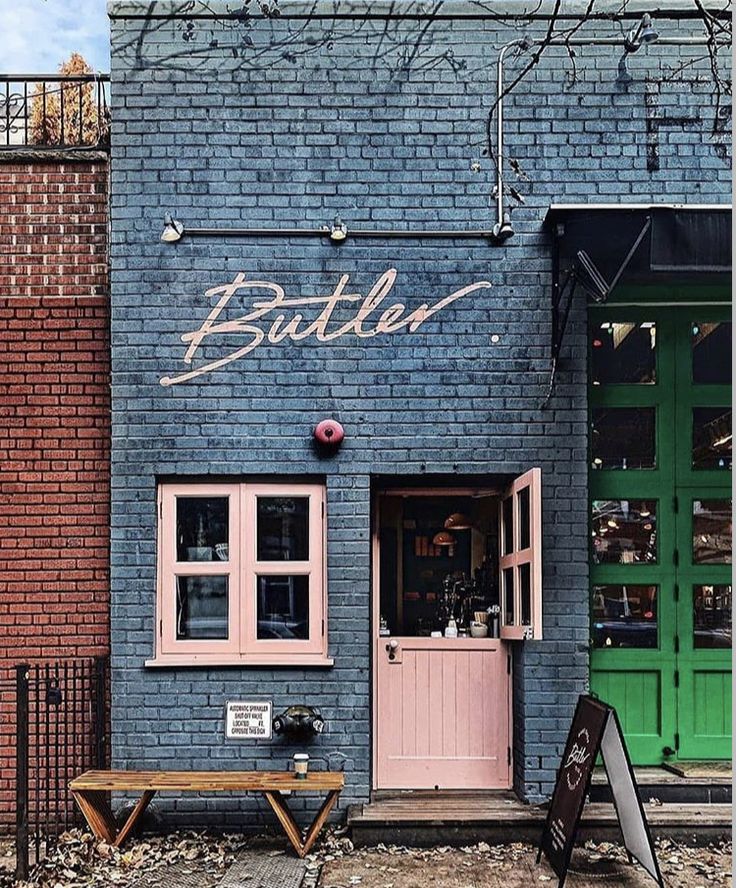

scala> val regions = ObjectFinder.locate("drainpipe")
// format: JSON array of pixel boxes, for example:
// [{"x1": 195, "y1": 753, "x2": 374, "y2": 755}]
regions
[{"x1": 493, "y1": 34, "x2": 720, "y2": 240}]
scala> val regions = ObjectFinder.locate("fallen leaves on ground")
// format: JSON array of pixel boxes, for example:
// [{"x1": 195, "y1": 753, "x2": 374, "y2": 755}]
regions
[
  {"x1": 312, "y1": 833, "x2": 732, "y2": 888},
  {"x1": 0, "y1": 829, "x2": 245, "y2": 888}
]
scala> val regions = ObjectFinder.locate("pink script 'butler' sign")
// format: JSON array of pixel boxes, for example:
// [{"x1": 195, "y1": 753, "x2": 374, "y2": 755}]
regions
[{"x1": 160, "y1": 268, "x2": 492, "y2": 386}]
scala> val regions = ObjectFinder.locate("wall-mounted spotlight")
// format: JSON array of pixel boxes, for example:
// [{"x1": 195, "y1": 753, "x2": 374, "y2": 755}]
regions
[
  {"x1": 492, "y1": 212, "x2": 514, "y2": 242},
  {"x1": 625, "y1": 14, "x2": 659, "y2": 54},
  {"x1": 161, "y1": 213, "x2": 184, "y2": 243},
  {"x1": 329, "y1": 215, "x2": 348, "y2": 242}
]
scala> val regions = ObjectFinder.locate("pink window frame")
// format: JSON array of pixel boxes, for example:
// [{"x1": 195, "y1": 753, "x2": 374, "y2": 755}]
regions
[
  {"x1": 499, "y1": 468, "x2": 543, "y2": 641},
  {"x1": 243, "y1": 483, "x2": 327, "y2": 659},
  {"x1": 158, "y1": 483, "x2": 241, "y2": 657},
  {"x1": 150, "y1": 481, "x2": 330, "y2": 667}
]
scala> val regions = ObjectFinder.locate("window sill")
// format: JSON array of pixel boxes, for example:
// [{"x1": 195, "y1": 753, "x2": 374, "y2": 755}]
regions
[{"x1": 145, "y1": 653, "x2": 334, "y2": 669}]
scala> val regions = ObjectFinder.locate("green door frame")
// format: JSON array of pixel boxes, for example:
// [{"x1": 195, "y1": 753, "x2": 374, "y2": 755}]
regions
[{"x1": 589, "y1": 291, "x2": 731, "y2": 765}]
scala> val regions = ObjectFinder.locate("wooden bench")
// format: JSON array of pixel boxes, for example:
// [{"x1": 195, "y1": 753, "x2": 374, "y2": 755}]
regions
[{"x1": 70, "y1": 770, "x2": 344, "y2": 858}]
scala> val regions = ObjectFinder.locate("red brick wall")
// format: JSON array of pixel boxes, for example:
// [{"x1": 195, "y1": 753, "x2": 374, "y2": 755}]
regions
[
  {"x1": 0, "y1": 159, "x2": 110, "y2": 827},
  {"x1": 0, "y1": 162, "x2": 108, "y2": 298}
]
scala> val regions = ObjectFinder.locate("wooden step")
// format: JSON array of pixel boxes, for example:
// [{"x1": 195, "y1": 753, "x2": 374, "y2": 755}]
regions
[{"x1": 348, "y1": 793, "x2": 732, "y2": 846}]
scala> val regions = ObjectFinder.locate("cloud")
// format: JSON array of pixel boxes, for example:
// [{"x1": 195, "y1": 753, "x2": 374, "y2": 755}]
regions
[{"x1": 0, "y1": 0, "x2": 110, "y2": 73}]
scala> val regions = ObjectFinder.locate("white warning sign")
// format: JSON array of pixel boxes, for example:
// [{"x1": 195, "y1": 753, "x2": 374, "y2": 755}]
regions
[{"x1": 225, "y1": 700, "x2": 272, "y2": 740}]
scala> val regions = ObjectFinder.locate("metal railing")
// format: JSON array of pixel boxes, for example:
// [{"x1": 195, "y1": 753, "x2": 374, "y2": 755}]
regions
[
  {"x1": 13, "y1": 658, "x2": 109, "y2": 880},
  {"x1": 0, "y1": 74, "x2": 110, "y2": 150}
]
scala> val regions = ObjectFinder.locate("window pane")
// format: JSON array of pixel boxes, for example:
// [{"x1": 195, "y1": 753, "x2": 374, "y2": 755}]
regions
[
  {"x1": 591, "y1": 321, "x2": 656, "y2": 385},
  {"x1": 257, "y1": 575, "x2": 309, "y2": 639},
  {"x1": 176, "y1": 497, "x2": 228, "y2": 562},
  {"x1": 591, "y1": 499, "x2": 657, "y2": 565},
  {"x1": 591, "y1": 407, "x2": 656, "y2": 470},
  {"x1": 693, "y1": 499, "x2": 732, "y2": 564},
  {"x1": 257, "y1": 497, "x2": 309, "y2": 561},
  {"x1": 692, "y1": 322, "x2": 732, "y2": 384},
  {"x1": 502, "y1": 497, "x2": 513, "y2": 555},
  {"x1": 591, "y1": 584, "x2": 658, "y2": 649},
  {"x1": 503, "y1": 567, "x2": 514, "y2": 625},
  {"x1": 518, "y1": 487, "x2": 530, "y2": 550},
  {"x1": 519, "y1": 563, "x2": 531, "y2": 626},
  {"x1": 692, "y1": 407, "x2": 732, "y2": 470},
  {"x1": 694, "y1": 584, "x2": 732, "y2": 649},
  {"x1": 176, "y1": 576, "x2": 228, "y2": 639}
]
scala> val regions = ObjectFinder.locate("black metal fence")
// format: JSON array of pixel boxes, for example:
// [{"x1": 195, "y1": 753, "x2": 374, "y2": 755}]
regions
[
  {"x1": 0, "y1": 74, "x2": 110, "y2": 150},
  {"x1": 13, "y1": 658, "x2": 108, "y2": 880}
]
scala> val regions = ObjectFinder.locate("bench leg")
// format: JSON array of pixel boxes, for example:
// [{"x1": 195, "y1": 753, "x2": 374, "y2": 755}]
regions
[
  {"x1": 263, "y1": 791, "x2": 305, "y2": 857},
  {"x1": 263, "y1": 789, "x2": 341, "y2": 859},
  {"x1": 72, "y1": 788, "x2": 156, "y2": 849},
  {"x1": 114, "y1": 790, "x2": 157, "y2": 848},
  {"x1": 301, "y1": 789, "x2": 340, "y2": 857},
  {"x1": 72, "y1": 790, "x2": 117, "y2": 844}
]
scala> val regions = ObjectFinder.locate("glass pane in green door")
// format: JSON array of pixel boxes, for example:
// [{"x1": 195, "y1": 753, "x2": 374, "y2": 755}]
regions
[
  {"x1": 591, "y1": 321, "x2": 657, "y2": 384},
  {"x1": 692, "y1": 407, "x2": 732, "y2": 470},
  {"x1": 693, "y1": 584, "x2": 732, "y2": 649},
  {"x1": 592, "y1": 584, "x2": 658, "y2": 649},
  {"x1": 592, "y1": 499, "x2": 657, "y2": 564},
  {"x1": 591, "y1": 407, "x2": 656, "y2": 470},
  {"x1": 692, "y1": 499, "x2": 732, "y2": 564},
  {"x1": 691, "y1": 321, "x2": 732, "y2": 384}
]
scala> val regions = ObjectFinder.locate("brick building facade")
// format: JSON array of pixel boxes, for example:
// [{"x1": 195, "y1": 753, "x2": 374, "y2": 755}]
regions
[
  {"x1": 0, "y1": 158, "x2": 110, "y2": 822},
  {"x1": 103, "y1": 0, "x2": 732, "y2": 827}
]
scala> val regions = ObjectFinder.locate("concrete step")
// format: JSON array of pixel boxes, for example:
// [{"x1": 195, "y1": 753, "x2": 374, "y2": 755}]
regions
[
  {"x1": 348, "y1": 792, "x2": 732, "y2": 847},
  {"x1": 589, "y1": 765, "x2": 731, "y2": 805}
]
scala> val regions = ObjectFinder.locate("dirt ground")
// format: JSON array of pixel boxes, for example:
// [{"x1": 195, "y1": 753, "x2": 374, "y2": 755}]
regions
[
  {"x1": 317, "y1": 839, "x2": 733, "y2": 888},
  {"x1": 0, "y1": 831, "x2": 730, "y2": 888}
]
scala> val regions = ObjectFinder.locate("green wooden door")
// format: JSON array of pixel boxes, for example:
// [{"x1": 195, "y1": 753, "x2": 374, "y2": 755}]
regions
[
  {"x1": 673, "y1": 311, "x2": 732, "y2": 759},
  {"x1": 589, "y1": 299, "x2": 731, "y2": 764}
]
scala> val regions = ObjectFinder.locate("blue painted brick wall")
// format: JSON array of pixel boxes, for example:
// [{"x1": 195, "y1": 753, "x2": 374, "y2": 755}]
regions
[{"x1": 107, "y1": 0, "x2": 731, "y2": 822}]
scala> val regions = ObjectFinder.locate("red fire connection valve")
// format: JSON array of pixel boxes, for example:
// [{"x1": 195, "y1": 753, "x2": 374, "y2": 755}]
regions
[{"x1": 314, "y1": 419, "x2": 344, "y2": 447}]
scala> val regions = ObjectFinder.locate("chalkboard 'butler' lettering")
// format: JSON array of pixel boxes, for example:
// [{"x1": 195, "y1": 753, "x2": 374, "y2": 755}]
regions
[{"x1": 538, "y1": 695, "x2": 665, "y2": 888}]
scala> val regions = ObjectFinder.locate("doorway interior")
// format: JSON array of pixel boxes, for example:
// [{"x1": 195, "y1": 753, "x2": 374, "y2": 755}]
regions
[{"x1": 372, "y1": 486, "x2": 511, "y2": 791}]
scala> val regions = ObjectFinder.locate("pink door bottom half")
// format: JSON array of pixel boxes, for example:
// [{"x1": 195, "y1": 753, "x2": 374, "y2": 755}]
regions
[{"x1": 375, "y1": 638, "x2": 512, "y2": 790}]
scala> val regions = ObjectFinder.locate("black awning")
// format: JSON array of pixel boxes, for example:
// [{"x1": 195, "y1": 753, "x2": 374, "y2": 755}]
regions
[
  {"x1": 545, "y1": 204, "x2": 731, "y2": 295},
  {"x1": 540, "y1": 204, "x2": 731, "y2": 409}
]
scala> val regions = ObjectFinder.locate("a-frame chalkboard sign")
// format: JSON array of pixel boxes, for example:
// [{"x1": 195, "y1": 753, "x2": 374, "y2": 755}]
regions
[{"x1": 537, "y1": 695, "x2": 664, "y2": 888}]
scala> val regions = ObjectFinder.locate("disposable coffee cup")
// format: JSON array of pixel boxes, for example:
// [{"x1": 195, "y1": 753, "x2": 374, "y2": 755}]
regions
[{"x1": 293, "y1": 753, "x2": 309, "y2": 779}]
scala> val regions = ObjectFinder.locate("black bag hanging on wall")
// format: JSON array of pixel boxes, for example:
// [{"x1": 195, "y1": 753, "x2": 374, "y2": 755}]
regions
[{"x1": 537, "y1": 694, "x2": 664, "y2": 888}]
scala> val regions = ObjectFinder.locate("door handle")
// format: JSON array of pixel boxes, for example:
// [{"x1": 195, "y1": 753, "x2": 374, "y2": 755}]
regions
[{"x1": 386, "y1": 639, "x2": 399, "y2": 661}]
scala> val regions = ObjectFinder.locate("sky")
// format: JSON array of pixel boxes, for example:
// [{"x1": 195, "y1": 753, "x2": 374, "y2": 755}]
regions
[{"x1": 0, "y1": 0, "x2": 110, "y2": 73}]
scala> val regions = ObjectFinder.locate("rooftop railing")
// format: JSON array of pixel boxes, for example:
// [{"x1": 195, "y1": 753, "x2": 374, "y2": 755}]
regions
[{"x1": 0, "y1": 74, "x2": 110, "y2": 150}]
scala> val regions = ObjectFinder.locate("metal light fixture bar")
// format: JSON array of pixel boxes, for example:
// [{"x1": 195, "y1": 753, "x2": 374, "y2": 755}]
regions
[
  {"x1": 185, "y1": 227, "x2": 496, "y2": 239},
  {"x1": 161, "y1": 219, "x2": 496, "y2": 242}
]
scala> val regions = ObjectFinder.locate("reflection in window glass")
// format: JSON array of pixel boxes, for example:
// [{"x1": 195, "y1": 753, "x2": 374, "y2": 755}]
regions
[
  {"x1": 693, "y1": 500, "x2": 732, "y2": 564},
  {"x1": 503, "y1": 567, "x2": 514, "y2": 625},
  {"x1": 591, "y1": 407, "x2": 656, "y2": 470},
  {"x1": 502, "y1": 498, "x2": 513, "y2": 555},
  {"x1": 591, "y1": 585, "x2": 658, "y2": 649},
  {"x1": 692, "y1": 322, "x2": 732, "y2": 384},
  {"x1": 176, "y1": 497, "x2": 229, "y2": 562},
  {"x1": 257, "y1": 497, "x2": 309, "y2": 561},
  {"x1": 591, "y1": 321, "x2": 656, "y2": 385},
  {"x1": 518, "y1": 487, "x2": 530, "y2": 550},
  {"x1": 519, "y1": 564, "x2": 531, "y2": 626},
  {"x1": 692, "y1": 407, "x2": 732, "y2": 470},
  {"x1": 257, "y1": 575, "x2": 309, "y2": 639},
  {"x1": 592, "y1": 500, "x2": 657, "y2": 564},
  {"x1": 176, "y1": 576, "x2": 228, "y2": 639},
  {"x1": 694, "y1": 584, "x2": 732, "y2": 649}
]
